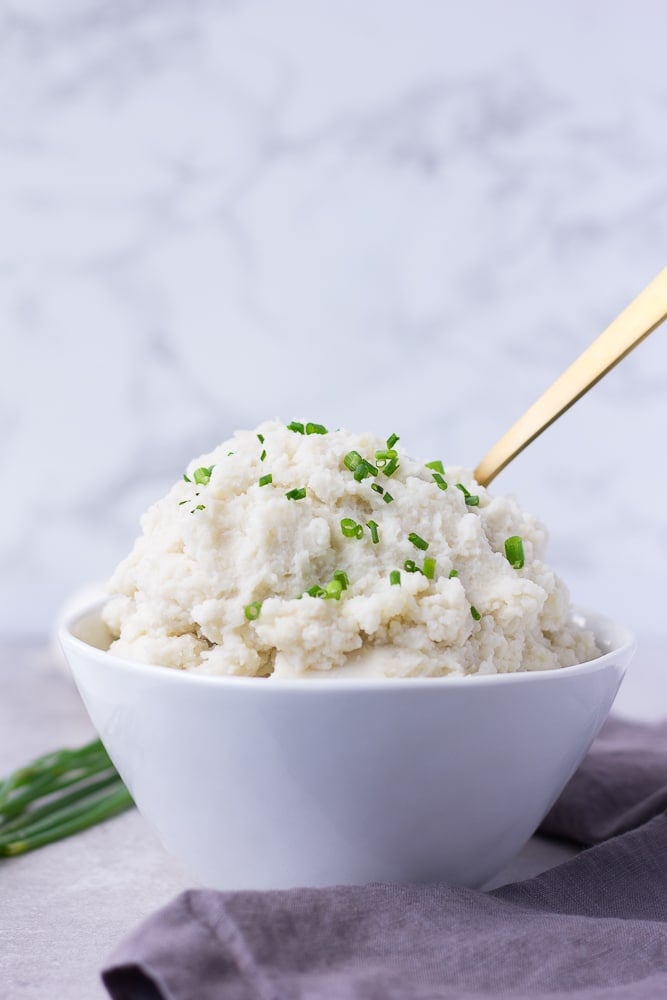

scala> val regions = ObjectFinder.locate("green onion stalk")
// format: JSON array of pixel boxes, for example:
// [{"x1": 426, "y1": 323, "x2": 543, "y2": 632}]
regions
[{"x1": 0, "y1": 738, "x2": 133, "y2": 857}]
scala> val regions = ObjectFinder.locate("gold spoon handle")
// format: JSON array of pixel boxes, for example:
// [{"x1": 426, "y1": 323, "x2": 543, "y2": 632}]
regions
[{"x1": 474, "y1": 266, "x2": 667, "y2": 487}]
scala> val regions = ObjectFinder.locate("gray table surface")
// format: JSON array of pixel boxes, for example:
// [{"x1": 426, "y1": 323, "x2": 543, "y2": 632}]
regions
[{"x1": 2, "y1": 640, "x2": 665, "y2": 1000}]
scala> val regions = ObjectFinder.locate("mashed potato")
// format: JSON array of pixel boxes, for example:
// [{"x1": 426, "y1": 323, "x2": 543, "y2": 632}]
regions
[{"x1": 103, "y1": 421, "x2": 599, "y2": 678}]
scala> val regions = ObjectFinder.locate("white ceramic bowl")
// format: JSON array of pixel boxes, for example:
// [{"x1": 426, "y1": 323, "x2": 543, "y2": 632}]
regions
[{"x1": 60, "y1": 603, "x2": 634, "y2": 890}]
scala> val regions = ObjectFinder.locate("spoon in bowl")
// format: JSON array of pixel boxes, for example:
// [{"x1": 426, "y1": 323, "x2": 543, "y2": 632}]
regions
[{"x1": 475, "y1": 266, "x2": 667, "y2": 487}]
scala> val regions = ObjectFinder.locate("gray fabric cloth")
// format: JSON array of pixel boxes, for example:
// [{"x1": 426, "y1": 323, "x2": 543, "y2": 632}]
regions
[{"x1": 102, "y1": 716, "x2": 667, "y2": 1000}]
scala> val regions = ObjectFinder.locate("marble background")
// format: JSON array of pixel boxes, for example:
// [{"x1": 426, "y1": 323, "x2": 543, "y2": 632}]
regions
[{"x1": 2, "y1": 1, "x2": 666, "y2": 640}]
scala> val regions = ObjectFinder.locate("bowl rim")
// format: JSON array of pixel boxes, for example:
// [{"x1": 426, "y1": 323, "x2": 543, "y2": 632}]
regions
[{"x1": 59, "y1": 598, "x2": 636, "y2": 692}]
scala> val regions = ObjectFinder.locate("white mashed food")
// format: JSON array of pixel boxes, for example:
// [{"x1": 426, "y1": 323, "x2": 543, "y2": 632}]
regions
[{"x1": 103, "y1": 421, "x2": 599, "y2": 678}]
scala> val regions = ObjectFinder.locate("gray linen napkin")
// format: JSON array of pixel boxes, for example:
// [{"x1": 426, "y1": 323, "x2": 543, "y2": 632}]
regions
[{"x1": 102, "y1": 717, "x2": 667, "y2": 1000}]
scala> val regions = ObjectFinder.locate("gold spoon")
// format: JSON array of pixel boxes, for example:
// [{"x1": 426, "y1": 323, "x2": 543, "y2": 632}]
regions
[{"x1": 475, "y1": 266, "x2": 667, "y2": 487}]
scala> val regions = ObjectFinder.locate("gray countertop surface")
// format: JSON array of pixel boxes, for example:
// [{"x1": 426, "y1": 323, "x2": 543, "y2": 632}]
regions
[{"x1": 2, "y1": 640, "x2": 665, "y2": 1000}]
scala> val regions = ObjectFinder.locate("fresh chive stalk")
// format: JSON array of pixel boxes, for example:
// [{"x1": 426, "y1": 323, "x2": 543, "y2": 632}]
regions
[
  {"x1": 285, "y1": 487, "x2": 306, "y2": 500},
  {"x1": 306, "y1": 422, "x2": 328, "y2": 435},
  {"x1": 408, "y1": 532, "x2": 429, "y2": 551},
  {"x1": 456, "y1": 483, "x2": 480, "y2": 506},
  {"x1": 504, "y1": 536, "x2": 525, "y2": 569},
  {"x1": 426, "y1": 460, "x2": 444, "y2": 474},
  {"x1": 287, "y1": 421, "x2": 305, "y2": 434},
  {"x1": 259, "y1": 474, "x2": 273, "y2": 487},
  {"x1": 470, "y1": 606, "x2": 481, "y2": 621},
  {"x1": 0, "y1": 738, "x2": 133, "y2": 857},
  {"x1": 367, "y1": 520, "x2": 380, "y2": 544},
  {"x1": 390, "y1": 570, "x2": 401, "y2": 585},
  {"x1": 423, "y1": 557, "x2": 436, "y2": 580},
  {"x1": 340, "y1": 518, "x2": 363, "y2": 539},
  {"x1": 244, "y1": 601, "x2": 262, "y2": 621}
]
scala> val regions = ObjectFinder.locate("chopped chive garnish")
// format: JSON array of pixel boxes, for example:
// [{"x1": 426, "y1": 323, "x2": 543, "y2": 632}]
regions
[
  {"x1": 504, "y1": 536, "x2": 525, "y2": 570},
  {"x1": 341, "y1": 518, "x2": 363, "y2": 539},
  {"x1": 386, "y1": 433, "x2": 399, "y2": 449},
  {"x1": 355, "y1": 461, "x2": 377, "y2": 481},
  {"x1": 404, "y1": 559, "x2": 422, "y2": 574},
  {"x1": 285, "y1": 487, "x2": 306, "y2": 500},
  {"x1": 390, "y1": 570, "x2": 401, "y2": 585},
  {"x1": 323, "y1": 579, "x2": 344, "y2": 600},
  {"x1": 375, "y1": 448, "x2": 397, "y2": 467},
  {"x1": 183, "y1": 474, "x2": 191, "y2": 483},
  {"x1": 343, "y1": 450, "x2": 363, "y2": 472},
  {"x1": 193, "y1": 466, "x2": 214, "y2": 486},
  {"x1": 333, "y1": 570, "x2": 349, "y2": 590},
  {"x1": 227, "y1": 451, "x2": 234, "y2": 456},
  {"x1": 257, "y1": 433, "x2": 265, "y2": 444},
  {"x1": 305, "y1": 585, "x2": 325, "y2": 598},
  {"x1": 383, "y1": 492, "x2": 394, "y2": 504},
  {"x1": 287, "y1": 421, "x2": 305, "y2": 434},
  {"x1": 371, "y1": 483, "x2": 385, "y2": 495},
  {"x1": 432, "y1": 472, "x2": 448, "y2": 491},
  {"x1": 367, "y1": 520, "x2": 379, "y2": 544},
  {"x1": 259, "y1": 474, "x2": 273, "y2": 487},
  {"x1": 178, "y1": 500, "x2": 187, "y2": 506},
  {"x1": 423, "y1": 557, "x2": 436, "y2": 580},
  {"x1": 244, "y1": 601, "x2": 262, "y2": 621},
  {"x1": 306, "y1": 422, "x2": 328, "y2": 435},
  {"x1": 343, "y1": 450, "x2": 378, "y2": 481},
  {"x1": 260, "y1": 449, "x2": 267, "y2": 461},
  {"x1": 408, "y1": 532, "x2": 429, "y2": 551},
  {"x1": 470, "y1": 606, "x2": 481, "y2": 621},
  {"x1": 456, "y1": 483, "x2": 480, "y2": 506},
  {"x1": 449, "y1": 569, "x2": 458, "y2": 578},
  {"x1": 426, "y1": 460, "x2": 444, "y2": 475},
  {"x1": 383, "y1": 456, "x2": 399, "y2": 476}
]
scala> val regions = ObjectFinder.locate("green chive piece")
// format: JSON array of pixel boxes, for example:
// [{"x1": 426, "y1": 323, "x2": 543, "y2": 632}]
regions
[
  {"x1": 192, "y1": 504, "x2": 205, "y2": 512},
  {"x1": 193, "y1": 466, "x2": 214, "y2": 486},
  {"x1": 355, "y1": 461, "x2": 377, "y2": 481},
  {"x1": 386, "y1": 433, "x2": 399, "y2": 449},
  {"x1": 343, "y1": 450, "x2": 378, "y2": 481},
  {"x1": 371, "y1": 482, "x2": 385, "y2": 495},
  {"x1": 471, "y1": 606, "x2": 481, "y2": 621},
  {"x1": 178, "y1": 500, "x2": 187, "y2": 506},
  {"x1": 383, "y1": 492, "x2": 394, "y2": 504},
  {"x1": 504, "y1": 536, "x2": 525, "y2": 569},
  {"x1": 408, "y1": 532, "x2": 429, "y2": 551},
  {"x1": 341, "y1": 518, "x2": 361, "y2": 538},
  {"x1": 244, "y1": 601, "x2": 262, "y2": 621},
  {"x1": 183, "y1": 474, "x2": 192, "y2": 483},
  {"x1": 323, "y1": 579, "x2": 344, "y2": 600},
  {"x1": 344, "y1": 450, "x2": 364, "y2": 472},
  {"x1": 375, "y1": 448, "x2": 397, "y2": 468},
  {"x1": 383, "y1": 456, "x2": 399, "y2": 476},
  {"x1": 367, "y1": 520, "x2": 380, "y2": 544},
  {"x1": 449, "y1": 569, "x2": 458, "y2": 578},
  {"x1": 257, "y1": 433, "x2": 265, "y2": 444},
  {"x1": 306, "y1": 422, "x2": 328, "y2": 435},
  {"x1": 333, "y1": 570, "x2": 349, "y2": 590},
  {"x1": 432, "y1": 472, "x2": 448, "y2": 491},
  {"x1": 285, "y1": 487, "x2": 306, "y2": 500},
  {"x1": 227, "y1": 451, "x2": 234, "y2": 456},
  {"x1": 259, "y1": 474, "x2": 273, "y2": 487},
  {"x1": 456, "y1": 483, "x2": 479, "y2": 506},
  {"x1": 423, "y1": 557, "x2": 436, "y2": 580},
  {"x1": 287, "y1": 421, "x2": 305, "y2": 434},
  {"x1": 305, "y1": 585, "x2": 325, "y2": 598},
  {"x1": 426, "y1": 460, "x2": 444, "y2": 475},
  {"x1": 404, "y1": 559, "x2": 422, "y2": 574},
  {"x1": 260, "y1": 449, "x2": 267, "y2": 461},
  {"x1": 390, "y1": 570, "x2": 401, "y2": 585}
]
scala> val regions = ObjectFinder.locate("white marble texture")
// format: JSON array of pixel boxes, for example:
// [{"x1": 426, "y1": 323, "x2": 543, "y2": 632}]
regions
[{"x1": 2, "y1": 1, "x2": 667, "y2": 639}]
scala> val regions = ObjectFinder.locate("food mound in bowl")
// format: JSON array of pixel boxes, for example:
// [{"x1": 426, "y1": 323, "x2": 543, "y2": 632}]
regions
[{"x1": 103, "y1": 421, "x2": 599, "y2": 679}]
